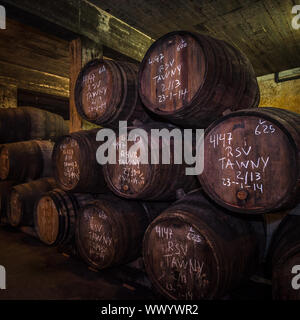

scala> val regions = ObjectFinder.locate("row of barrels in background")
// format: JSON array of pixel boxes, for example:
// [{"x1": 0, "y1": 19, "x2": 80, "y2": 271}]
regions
[
  {"x1": 0, "y1": 30, "x2": 299, "y2": 300},
  {"x1": 0, "y1": 107, "x2": 69, "y2": 144}
]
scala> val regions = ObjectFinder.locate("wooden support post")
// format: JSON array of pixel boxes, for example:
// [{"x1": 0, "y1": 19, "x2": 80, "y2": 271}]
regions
[
  {"x1": 0, "y1": 76, "x2": 17, "y2": 108},
  {"x1": 69, "y1": 38, "x2": 103, "y2": 133}
]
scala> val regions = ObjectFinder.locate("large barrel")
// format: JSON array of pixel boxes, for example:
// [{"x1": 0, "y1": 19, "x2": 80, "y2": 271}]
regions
[
  {"x1": 103, "y1": 122, "x2": 199, "y2": 201},
  {"x1": 199, "y1": 107, "x2": 300, "y2": 214},
  {"x1": 0, "y1": 181, "x2": 17, "y2": 223},
  {"x1": 0, "y1": 140, "x2": 54, "y2": 181},
  {"x1": 75, "y1": 59, "x2": 150, "y2": 128},
  {"x1": 52, "y1": 129, "x2": 108, "y2": 193},
  {"x1": 0, "y1": 107, "x2": 69, "y2": 143},
  {"x1": 143, "y1": 190, "x2": 265, "y2": 300},
  {"x1": 34, "y1": 189, "x2": 94, "y2": 246},
  {"x1": 267, "y1": 204, "x2": 300, "y2": 299},
  {"x1": 75, "y1": 193, "x2": 169, "y2": 270},
  {"x1": 7, "y1": 178, "x2": 57, "y2": 227},
  {"x1": 138, "y1": 31, "x2": 259, "y2": 128},
  {"x1": 264, "y1": 212, "x2": 288, "y2": 255}
]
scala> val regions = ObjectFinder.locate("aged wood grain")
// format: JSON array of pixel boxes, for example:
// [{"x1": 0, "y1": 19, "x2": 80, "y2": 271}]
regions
[
  {"x1": 103, "y1": 122, "x2": 199, "y2": 201},
  {"x1": 1, "y1": 0, "x2": 154, "y2": 62},
  {"x1": 91, "y1": 0, "x2": 300, "y2": 76},
  {"x1": 199, "y1": 107, "x2": 300, "y2": 214},
  {"x1": 267, "y1": 204, "x2": 300, "y2": 300},
  {"x1": 69, "y1": 38, "x2": 103, "y2": 132},
  {"x1": 7, "y1": 178, "x2": 57, "y2": 227},
  {"x1": 53, "y1": 129, "x2": 108, "y2": 193},
  {"x1": 0, "y1": 107, "x2": 69, "y2": 143},
  {"x1": 138, "y1": 31, "x2": 259, "y2": 128},
  {"x1": 34, "y1": 189, "x2": 94, "y2": 246},
  {"x1": 0, "y1": 140, "x2": 53, "y2": 182},
  {"x1": 75, "y1": 59, "x2": 149, "y2": 127},
  {"x1": 143, "y1": 190, "x2": 265, "y2": 300},
  {"x1": 76, "y1": 194, "x2": 168, "y2": 270}
]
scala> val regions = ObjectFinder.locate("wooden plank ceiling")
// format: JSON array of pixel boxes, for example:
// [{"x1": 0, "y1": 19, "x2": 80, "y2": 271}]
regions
[
  {"x1": 0, "y1": 18, "x2": 70, "y2": 97},
  {"x1": 90, "y1": 0, "x2": 300, "y2": 76}
]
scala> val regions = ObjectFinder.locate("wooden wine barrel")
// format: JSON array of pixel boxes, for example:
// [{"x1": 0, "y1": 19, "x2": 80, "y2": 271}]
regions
[
  {"x1": 52, "y1": 129, "x2": 108, "y2": 193},
  {"x1": 267, "y1": 204, "x2": 300, "y2": 299},
  {"x1": 75, "y1": 193, "x2": 169, "y2": 270},
  {"x1": 199, "y1": 107, "x2": 300, "y2": 214},
  {"x1": 103, "y1": 122, "x2": 199, "y2": 201},
  {"x1": 34, "y1": 189, "x2": 94, "y2": 246},
  {"x1": 75, "y1": 59, "x2": 150, "y2": 128},
  {"x1": 264, "y1": 212, "x2": 288, "y2": 255},
  {"x1": 143, "y1": 190, "x2": 265, "y2": 300},
  {"x1": 0, "y1": 107, "x2": 69, "y2": 143},
  {"x1": 138, "y1": 31, "x2": 259, "y2": 128},
  {"x1": 0, "y1": 140, "x2": 54, "y2": 181},
  {"x1": 7, "y1": 178, "x2": 57, "y2": 227},
  {"x1": 0, "y1": 181, "x2": 17, "y2": 223}
]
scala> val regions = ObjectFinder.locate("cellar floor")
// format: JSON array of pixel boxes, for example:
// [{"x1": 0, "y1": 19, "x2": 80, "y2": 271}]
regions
[{"x1": 0, "y1": 225, "x2": 156, "y2": 300}]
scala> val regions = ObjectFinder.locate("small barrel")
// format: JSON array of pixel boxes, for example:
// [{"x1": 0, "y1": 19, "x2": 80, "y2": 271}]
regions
[
  {"x1": 0, "y1": 181, "x2": 17, "y2": 223},
  {"x1": 7, "y1": 178, "x2": 57, "y2": 227},
  {"x1": 143, "y1": 190, "x2": 265, "y2": 300},
  {"x1": 199, "y1": 107, "x2": 300, "y2": 214},
  {"x1": 52, "y1": 129, "x2": 108, "y2": 193},
  {"x1": 0, "y1": 140, "x2": 54, "y2": 182},
  {"x1": 0, "y1": 107, "x2": 69, "y2": 143},
  {"x1": 75, "y1": 193, "x2": 169, "y2": 270},
  {"x1": 267, "y1": 204, "x2": 300, "y2": 300},
  {"x1": 138, "y1": 31, "x2": 259, "y2": 128},
  {"x1": 34, "y1": 189, "x2": 94, "y2": 246},
  {"x1": 75, "y1": 59, "x2": 150, "y2": 128},
  {"x1": 103, "y1": 122, "x2": 199, "y2": 201}
]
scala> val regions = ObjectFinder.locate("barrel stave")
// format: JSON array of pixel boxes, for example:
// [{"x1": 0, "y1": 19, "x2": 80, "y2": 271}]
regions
[
  {"x1": 199, "y1": 107, "x2": 300, "y2": 214},
  {"x1": 0, "y1": 107, "x2": 68, "y2": 143},
  {"x1": 34, "y1": 189, "x2": 94, "y2": 246},
  {"x1": 76, "y1": 194, "x2": 169, "y2": 270},
  {"x1": 7, "y1": 178, "x2": 57, "y2": 227},
  {"x1": 53, "y1": 129, "x2": 108, "y2": 193},
  {"x1": 0, "y1": 140, "x2": 54, "y2": 182},
  {"x1": 138, "y1": 31, "x2": 259, "y2": 128},
  {"x1": 143, "y1": 190, "x2": 265, "y2": 300}
]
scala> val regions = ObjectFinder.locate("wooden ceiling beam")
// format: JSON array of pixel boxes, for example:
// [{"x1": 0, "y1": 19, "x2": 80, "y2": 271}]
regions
[{"x1": 1, "y1": 0, "x2": 154, "y2": 62}]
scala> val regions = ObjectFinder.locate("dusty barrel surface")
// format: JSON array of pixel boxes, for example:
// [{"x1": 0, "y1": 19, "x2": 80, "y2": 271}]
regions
[
  {"x1": 267, "y1": 204, "x2": 300, "y2": 300},
  {"x1": 76, "y1": 193, "x2": 168, "y2": 270},
  {"x1": 199, "y1": 107, "x2": 300, "y2": 214},
  {"x1": 103, "y1": 122, "x2": 199, "y2": 201},
  {"x1": 34, "y1": 189, "x2": 94, "y2": 246},
  {"x1": 0, "y1": 107, "x2": 69, "y2": 143},
  {"x1": 52, "y1": 129, "x2": 108, "y2": 193},
  {"x1": 0, "y1": 181, "x2": 17, "y2": 223},
  {"x1": 143, "y1": 190, "x2": 265, "y2": 300},
  {"x1": 138, "y1": 31, "x2": 259, "y2": 128},
  {"x1": 0, "y1": 140, "x2": 54, "y2": 181},
  {"x1": 75, "y1": 59, "x2": 150, "y2": 127},
  {"x1": 7, "y1": 178, "x2": 57, "y2": 227}
]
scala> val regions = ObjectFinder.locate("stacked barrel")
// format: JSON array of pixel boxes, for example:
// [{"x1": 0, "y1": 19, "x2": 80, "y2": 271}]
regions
[
  {"x1": 49, "y1": 30, "x2": 267, "y2": 300},
  {"x1": 1, "y1": 30, "x2": 298, "y2": 300},
  {"x1": 0, "y1": 107, "x2": 69, "y2": 228}
]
